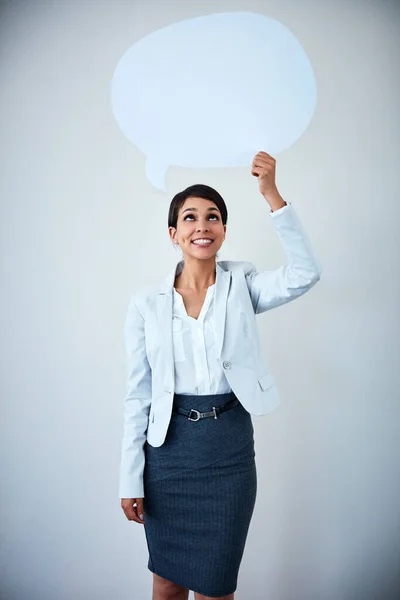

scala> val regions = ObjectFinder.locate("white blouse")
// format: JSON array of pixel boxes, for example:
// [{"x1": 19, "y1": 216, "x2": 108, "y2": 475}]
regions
[{"x1": 172, "y1": 283, "x2": 232, "y2": 395}]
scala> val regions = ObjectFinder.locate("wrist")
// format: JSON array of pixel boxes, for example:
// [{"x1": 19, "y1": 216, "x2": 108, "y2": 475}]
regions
[{"x1": 263, "y1": 189, "x2": 286, "y2": 211}]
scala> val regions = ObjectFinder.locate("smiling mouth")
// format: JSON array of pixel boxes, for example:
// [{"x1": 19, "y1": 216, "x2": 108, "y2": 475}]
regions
[{"x1": 191, "y1": 239, "x2": 214, "y2": 247}]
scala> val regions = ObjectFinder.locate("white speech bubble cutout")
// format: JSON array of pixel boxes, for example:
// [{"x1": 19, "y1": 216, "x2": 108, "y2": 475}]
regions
[{"x1": 111, "y1": 12, "x2": 317, "y2": 191}]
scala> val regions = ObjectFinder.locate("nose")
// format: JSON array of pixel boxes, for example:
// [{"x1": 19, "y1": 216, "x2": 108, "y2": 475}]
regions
[{"x1": 196, "y1": 218, "x2": 209, "y2": 231}]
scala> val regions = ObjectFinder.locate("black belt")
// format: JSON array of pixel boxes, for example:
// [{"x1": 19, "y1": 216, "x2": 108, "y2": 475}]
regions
[{"x1": 172, "y1": 397, "x2": 239, "y2": 421}]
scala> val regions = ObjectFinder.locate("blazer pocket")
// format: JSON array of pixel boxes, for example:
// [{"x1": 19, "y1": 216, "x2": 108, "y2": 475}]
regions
[
  {"x1": 172, "y1": 320, "x2": 186, "y2": 363},
  {"x1": 258, "y1": 373, "x2": 275, "y2": 391}
]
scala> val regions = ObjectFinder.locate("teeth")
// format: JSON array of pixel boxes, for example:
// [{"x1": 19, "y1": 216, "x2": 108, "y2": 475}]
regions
[{"x1": 192, "y1": 239, "x2": 213, "y2": 245}]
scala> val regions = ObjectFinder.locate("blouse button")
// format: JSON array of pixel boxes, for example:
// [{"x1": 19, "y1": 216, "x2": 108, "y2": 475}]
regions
[{"x1": 223, "y1": 361, "x2": 231, "y2": 369}]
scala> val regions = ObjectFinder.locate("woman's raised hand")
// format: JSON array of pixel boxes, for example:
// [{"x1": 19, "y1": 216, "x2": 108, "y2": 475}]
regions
[
  {"x1": 251, "y1": 151, "x2": 286, "y2": 210},
  {"x1": 251, "y1": 151, "x2": 278, "y2": 195}
]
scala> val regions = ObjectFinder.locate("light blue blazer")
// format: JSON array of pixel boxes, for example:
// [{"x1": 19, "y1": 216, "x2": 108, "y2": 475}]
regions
[{"x1": 119, "y1": 203, "x2": 321, "y2": 498}]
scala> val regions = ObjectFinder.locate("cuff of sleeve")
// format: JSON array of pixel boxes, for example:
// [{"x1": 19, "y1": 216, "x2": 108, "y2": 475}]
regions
[{"x1": 269, "y1": 200, "x2": 292, "y2": 217}]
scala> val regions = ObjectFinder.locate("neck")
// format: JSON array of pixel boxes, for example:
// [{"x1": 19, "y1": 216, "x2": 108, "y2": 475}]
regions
[{"x1": 176, "y1": 256, "x2": 216, "y2": 291}]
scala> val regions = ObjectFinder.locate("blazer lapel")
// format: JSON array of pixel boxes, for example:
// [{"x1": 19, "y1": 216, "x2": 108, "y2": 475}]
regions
[
  {"x1": 156, "y1": 262, "x2": 178, "y2": 393},
  {"x1": 156, "y1": 260, "x2": 231, "y2": 392},
  {"x1": 214, "y1": 263, "x2": 231, "y2": 357}
]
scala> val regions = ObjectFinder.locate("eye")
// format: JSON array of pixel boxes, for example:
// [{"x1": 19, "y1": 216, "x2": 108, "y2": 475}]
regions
[{"x1": 183, "y1": 213, "x2": 220, "y2": 221}]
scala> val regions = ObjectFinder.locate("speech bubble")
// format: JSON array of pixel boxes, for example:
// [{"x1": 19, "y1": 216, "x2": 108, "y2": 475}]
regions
[{"x1": 111, "y1": 11, "x2": 317, "y2": 191}]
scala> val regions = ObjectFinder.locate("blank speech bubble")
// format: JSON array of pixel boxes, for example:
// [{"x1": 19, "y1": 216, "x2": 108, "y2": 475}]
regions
[{"x1": 111, "y1": 11, "x2": 317, "y2": 191}]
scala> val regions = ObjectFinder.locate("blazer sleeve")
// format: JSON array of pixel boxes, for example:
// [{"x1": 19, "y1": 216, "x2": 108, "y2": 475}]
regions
[
  {"x1": 119, "y1": 293, "x2": 152, "y2": 499},
  {"x1": 245, "y1": 203, "x2": 322, "y2": 314}
]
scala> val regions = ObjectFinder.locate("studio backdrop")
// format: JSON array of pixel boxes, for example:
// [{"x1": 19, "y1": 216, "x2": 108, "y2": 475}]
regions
[{"x1": 1, "y1": 1, "x2": 399, "y2": 599}]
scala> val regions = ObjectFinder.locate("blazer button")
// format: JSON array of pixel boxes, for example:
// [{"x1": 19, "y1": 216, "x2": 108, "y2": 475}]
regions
[{"x1": 223, "y1": 361, "x2": 231, "y2": 369}]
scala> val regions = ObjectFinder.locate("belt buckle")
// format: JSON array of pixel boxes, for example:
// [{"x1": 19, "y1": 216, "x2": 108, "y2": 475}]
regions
[{"x1": 188, "y1": 409, "x2": 201, "y2": 422}]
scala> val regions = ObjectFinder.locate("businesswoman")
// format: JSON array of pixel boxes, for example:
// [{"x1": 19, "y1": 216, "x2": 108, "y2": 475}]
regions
[{"x1": 119, "y1": 152, "x2": 321, "y2": 600}]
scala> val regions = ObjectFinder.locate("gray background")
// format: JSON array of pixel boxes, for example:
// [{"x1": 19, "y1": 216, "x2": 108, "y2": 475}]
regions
[{"x1": 1, "y1": 0, "x2": 399, "y2": 598}]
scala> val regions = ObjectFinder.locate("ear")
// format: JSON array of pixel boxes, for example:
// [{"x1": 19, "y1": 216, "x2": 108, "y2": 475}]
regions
[{"x1": 168, "y1": 226, "x2": 177, "y2": 243}]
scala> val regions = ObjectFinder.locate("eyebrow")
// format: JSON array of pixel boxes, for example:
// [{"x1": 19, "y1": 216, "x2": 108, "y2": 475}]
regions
[{"x1": 182, "y1": 207, "x2": 220, "y2": 214}]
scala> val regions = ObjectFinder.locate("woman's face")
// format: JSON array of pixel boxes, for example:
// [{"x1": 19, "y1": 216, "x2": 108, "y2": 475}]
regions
[{"x1": 169, "y1": 196, "x2": 226, "y2": 261}]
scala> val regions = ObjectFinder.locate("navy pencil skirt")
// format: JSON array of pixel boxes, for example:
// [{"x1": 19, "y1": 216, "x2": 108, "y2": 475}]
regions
[{"x1": 143, "y1": 391, "x2": 257, "y2": 597}]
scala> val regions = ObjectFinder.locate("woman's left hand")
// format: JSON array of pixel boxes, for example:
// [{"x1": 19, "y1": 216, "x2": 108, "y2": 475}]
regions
[{"x1": 251, "y1": 151, "x2": 279, "y2": 197}]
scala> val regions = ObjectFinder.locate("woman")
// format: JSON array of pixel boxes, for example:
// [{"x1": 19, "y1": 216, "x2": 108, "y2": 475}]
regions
[{"x1": 119, "y1": 151, "x2": 321, "y2": 600}]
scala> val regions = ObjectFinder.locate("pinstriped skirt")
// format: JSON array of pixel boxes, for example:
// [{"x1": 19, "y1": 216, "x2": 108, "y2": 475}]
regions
[{"x1": 143, "y1": 391, "x2": 257, "y2": 597}]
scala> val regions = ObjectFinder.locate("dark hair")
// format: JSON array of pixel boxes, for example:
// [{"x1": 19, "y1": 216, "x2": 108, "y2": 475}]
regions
[{"x1": 168, "y1": 184, "x2": 228, "y2": 229}]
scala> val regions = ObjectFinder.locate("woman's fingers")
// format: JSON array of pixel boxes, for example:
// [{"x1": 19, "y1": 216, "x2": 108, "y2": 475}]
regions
[
  {"x1": 252, "y1": 151, "x2": 276, "y2": 177},
  {"x1": 251, "y1": 151, "x2": 279, "y2": 197},
  {"x1": 121, "y1": 498, "x2": 145, "y2": 524},
  {"x1": 256, "y1": 151, "x2": 276, "y2": 162},
  {"x1": 252, "y1": 152, "x2": 275, "y2": 169},
  {"x1": 136, "y1": 498, "x2": 145, "y2": 522}
]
